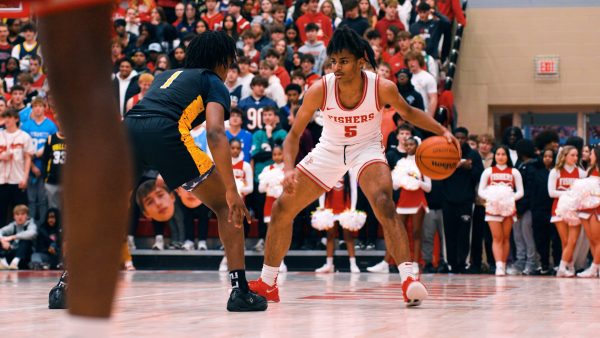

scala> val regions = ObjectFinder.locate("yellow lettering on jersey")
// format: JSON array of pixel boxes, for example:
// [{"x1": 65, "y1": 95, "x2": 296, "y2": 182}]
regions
[{"x1": 160, "y1": 71, "x2": 183, "y2": 89}]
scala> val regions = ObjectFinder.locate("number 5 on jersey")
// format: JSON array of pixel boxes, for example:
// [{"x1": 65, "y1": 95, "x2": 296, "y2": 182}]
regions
[{"x1": 345, "y1": 126, "x2": 357, "y2": 137}]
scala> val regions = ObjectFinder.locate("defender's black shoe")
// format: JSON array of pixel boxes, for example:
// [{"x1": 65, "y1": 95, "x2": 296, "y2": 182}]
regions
[
  {"x1": 226, "y1": 288, "x2": 268, "y2": 312},
  {"x1": 49, "y1": 271, "x2": 68, "y2": 309}
]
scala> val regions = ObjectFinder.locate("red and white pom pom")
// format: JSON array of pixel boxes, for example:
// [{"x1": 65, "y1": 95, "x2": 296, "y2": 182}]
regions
[
  {"x1": 338, "y1": 210, "x2": 367, "y2": 232},
  {"x1": 481, "y1": 184, "x2": 516, "y2": 217},
  {"x1": 573, "y1": 177, "x2": 600, "y2": 210},
  {"x1": 556, "y1": 192, "x2": 581, "y2": 226},
  {"x1": 258, "y1": 166, "x2": 285, "y2": 198},
  {"x1": 391, "y1": 158, "x2": 421, "y2": 191},
  {"x1": 311, "y1": 209, "x2": 335, "y2": 231}
]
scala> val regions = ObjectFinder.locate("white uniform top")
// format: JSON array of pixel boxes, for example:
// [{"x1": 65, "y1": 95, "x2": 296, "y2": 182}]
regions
[{"x1": 319, "y1": 71, "x2": 383, "y2": 146}]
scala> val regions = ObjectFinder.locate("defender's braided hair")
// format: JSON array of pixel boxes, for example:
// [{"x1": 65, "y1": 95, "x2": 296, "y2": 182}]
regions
[
  {"x1": 326, "y1": 26, "x2": 377, "y2": 70},
  {"x1": 185, "y1": 31, "x2": 237, "y2": 70}
]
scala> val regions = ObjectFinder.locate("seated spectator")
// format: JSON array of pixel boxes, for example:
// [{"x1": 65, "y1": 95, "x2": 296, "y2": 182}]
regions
[
  {"x1": 279, "y1": 83, "x2": 303, "y2": 131},
  {"x1": 28, "y1": 56, "x2": 47, "y2": 97},
  {"x1": 126, "y1": 73, "x2": 154, "y2": 112},
  {"x1": 300, "y1": 54, "x2": 321, "y2": 87},
  {"x1": 221, "y1": 14, "x2": 240, "y2": 43},
  {"x1": 241, "y1": 30, "x2": 261, "y2": 66},
  {"x1": 172, "y1": 2, "x2": 185, "y2": 27},
  {"x1": 9, "y1": 85, "x2": 31, "y2": 124},
  {"x1": 113, "y1": 58, "x2": 140, "y2": 116},
  {"x1": 1, "y1": 57, "x2": 20, "y2": 93},
  {"x1": 16, "y1": 73, "x2": 38, "y2": 105},
  {"x1": 319, "y1": 0, "x2": 342, "y2": 31},
  {"x1": 111, "y1": 38, "x2": 126, "y2": 73},
  {"x1": 375, "y1": 0, "x2": 405, "y2": 48},
  {"x1": 365, "y1": 29, "x2": 382, "y2": 49},
  {"x1": 338, "y1": 0, "x2": 370, "y2": 37},
  {"x1": 225, "y1": 64, "x2": 243, "y2": 109},
  {"x1": 125, "y1": 7, "x2": 140, "y2": 35},
  {"x1": 409, "y1": 1, "x2": 449, "y2": 60},
  {"x1": 258, "y1": 60, "x2": 286, "y2": 108},
  {"x1": 251, "y1": 106, "x2": 288, "y2": 188},
  {"x1": 131, "y1": 49, "x2": 151, "y2": 74},
  {"x1": 405, "y1": 51, "x2": 437, "y2": 116},
  {"x1": 0, "y1": 204, "x2": 37, "y2": 270},
  {"x1": 228, "y1": 0, "x2": 251, "y2": 34},
  {"x1": 411, "y1": 35, "x2": 438, "y2": 81},
  {"x1": 114, "y1": 18, "x2": 138, "y2": 56},
  {"x1": 176, "y1": 2, "x2": 199, "y2": 38},
  {"x1": 226, "y1": 108, "x2": 253, "y2": 162},
  {"x1": 250, "y1": 19, "x2": 270, "y2": 52},
  {"x1": 238, "y1": 76, "x2": 278, "y2": 133},
  {"x1": 264, "y1": 49, "x2": 291, "y2": 89},
  {"x1": 387, "y1": 31, "x2": 411, "y2": 75},
  {"x1": 202, "y1": 0, "x2": 225, "y2": 30},
  {"x1": 297, "y1": 0, "x2": 333, "y2": 45},
  {"x1": 285, "y1": 24, "x2": 303, "y2": 52},
  {"x1": 237, "y1": 56, "x2": 255, "y2": 99},
  {"x1": 377, "y1": 61, "x2": 393, "y2": 80},
  {"x1": 396, "y1": 68, "x2": 425, "y2": 111},
  {"x1": 291, "y1": 70, "x2": 307, "y2": 96},
  {"x1": 271, "y1": 4, "x2": 288, "y2": 27},
  {"x1": 194, "y1": 19, "x2": 209, "y2": 35},
  {"x1": 11, "y1": 23, "x2": 41, "y2": 73},
  {"x1": 298, "y1": 23, "x2": 327, "y2": 75},
  {"x1": 170, "y1": 46, "x2": 186, "y2": 69},
  {"x1": 30, "y1": 208, "x2": 61, "y2": 270}
]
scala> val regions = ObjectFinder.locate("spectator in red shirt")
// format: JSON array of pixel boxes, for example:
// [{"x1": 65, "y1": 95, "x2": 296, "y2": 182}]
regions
[
  {"x1": 437, "y1": 0, "x2": 467, "y2": 26},
  {"x1": 228, "y1": 0, "x2": 250, "y2": 33},
  {"x1": 296, "y1": 0, "x2": 333, "y2": 45},
  {"x1": 264, "y1": 49, "x2": 291, "y2": 89},
  {"x1": 375, "y1": 0, "x2": 405, "y2": 48},
  {"x1": 172, "y1": 2, "x2": 185, "y2": 27},
  {"x1": 387, "y1": 30, "x2": 410, "y2": 75},
  {"x1": 202, "y1": 0, "x2": 225, "y2": 31}
]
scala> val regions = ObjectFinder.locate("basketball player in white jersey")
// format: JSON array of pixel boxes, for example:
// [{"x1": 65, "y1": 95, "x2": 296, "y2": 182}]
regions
[{"x1": 249, "y1": 27, "x2": 456, "y2": 307}]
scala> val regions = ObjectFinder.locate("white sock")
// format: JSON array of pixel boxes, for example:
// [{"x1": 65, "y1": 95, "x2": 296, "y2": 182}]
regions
[
  {"x1": 326, "y1": 257, "x2": 334, "y2": 266},
  {"x1": 349, "y1": 257, "x2": 356, "y2": 266},
  {"x1": 260, "y1": 264, "x2": 279, "y2": 286},
  {"x1": 559, "y1": 260, "x2": 568, "y2": 270},
  {"x1": 567, "y1": 261, "x2": 574, "y2": 270},
  {"x1": 398, "y1": 262, "x2": 417, "y2": 283},
  {"x1": 0, "y1": 258, "x2": 7, "y2": 266},
  {"x1": 10, "y1": 258, "x2": 19, "y2": 266},
  {"x1": 592, "y1": 263, "x2": 600, "y2": 270},
  {"x1": 66, "y1": 315, "x2": 110, "y2": 338}
]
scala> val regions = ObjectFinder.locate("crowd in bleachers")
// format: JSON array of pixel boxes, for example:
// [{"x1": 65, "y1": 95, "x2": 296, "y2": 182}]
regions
[{"x1": 2, "y1": 0, "x2": 600, "y2": 278}]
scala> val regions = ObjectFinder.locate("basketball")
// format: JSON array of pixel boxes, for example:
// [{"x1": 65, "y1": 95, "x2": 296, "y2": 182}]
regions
[{"x1": 415, "y1": 136, "x2": 461, "y2": 180}]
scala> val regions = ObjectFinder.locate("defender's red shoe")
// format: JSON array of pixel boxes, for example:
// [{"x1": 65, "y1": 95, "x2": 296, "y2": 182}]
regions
[
  {"x1": 248, "y1": 278, "x2": 280, "y2": 302},
  {"x1": 402, "y1": 277, "x2": 428, "y2": 307}
]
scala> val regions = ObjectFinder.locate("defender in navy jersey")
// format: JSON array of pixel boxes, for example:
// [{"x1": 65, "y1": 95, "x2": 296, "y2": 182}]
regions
[{"x1": 124, "y1": 31, "x2": 266, "y2": 312}]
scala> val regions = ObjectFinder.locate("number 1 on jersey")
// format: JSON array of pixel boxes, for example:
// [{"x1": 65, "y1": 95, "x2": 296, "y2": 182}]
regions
[
  {"x1": 345, "y1": 126, "x2": 357, "y2": 137},
  {"x1": 160, "y1": 71, "x2": 183, "y2": 89}
]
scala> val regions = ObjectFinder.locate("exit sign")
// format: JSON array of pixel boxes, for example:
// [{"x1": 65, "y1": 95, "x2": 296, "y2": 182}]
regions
[{"x1": 534, "y1": 55, "x2": 560, "y2": 80}]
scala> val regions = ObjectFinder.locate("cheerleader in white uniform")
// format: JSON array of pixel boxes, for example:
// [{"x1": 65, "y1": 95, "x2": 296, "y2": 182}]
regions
[
  {"x1": 548, "y1": 146, "x2": 586, "y2": 277},
  {"x1": 258, "y1": 145, "x2": 287, "y2": 272},
  {"x1": 315, "y1": 172, "x2": 360, "y2": 273},
  {"x1": 577, "y1": 146, "x2": 600, "y2": 277},
  {"x1": 393, "y1": 137, "x2": 431, "y2": 266},
  {"x1": 478, "y1": 146, "x2": 524, "y2": 276}
]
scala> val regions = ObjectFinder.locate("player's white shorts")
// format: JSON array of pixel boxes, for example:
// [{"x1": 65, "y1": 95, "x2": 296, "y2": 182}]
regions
[{"x1": 297, "y1": 139, "x2": 387, "y2": 191}]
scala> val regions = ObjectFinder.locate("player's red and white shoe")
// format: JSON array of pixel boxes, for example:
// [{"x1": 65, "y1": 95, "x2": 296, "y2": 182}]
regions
[
  {"x1": 248, "y1": 278, "x2": 280, "y2": 303},
  {"x1": 402, "y1": 277, "x2": 428, "y2": 307}
]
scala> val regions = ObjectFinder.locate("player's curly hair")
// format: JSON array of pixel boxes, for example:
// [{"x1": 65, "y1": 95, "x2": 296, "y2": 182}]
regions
[
  {"x1": 185, "y1": 31, "x2": 237, "y2": 70},
  {"x1": 326, "y1": 26, "x2": 377, "y2": 70}
]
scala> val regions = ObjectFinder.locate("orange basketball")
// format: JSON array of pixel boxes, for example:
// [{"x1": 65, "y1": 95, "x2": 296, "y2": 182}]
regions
[{"x1": 415, "y1": 136, "x2": 461, "y2": 180}]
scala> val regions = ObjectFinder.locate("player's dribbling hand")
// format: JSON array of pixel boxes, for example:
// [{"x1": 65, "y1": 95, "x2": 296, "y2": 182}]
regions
[
  {"x1": 226, "y1": 189, "x2": 252, "y2": 228},
  {"x1": 442, "y1": 128, "x2": 461, "y2": 154},
  {"x1": 282, "y1": 169, "x2": 298, "y2": 194}
]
